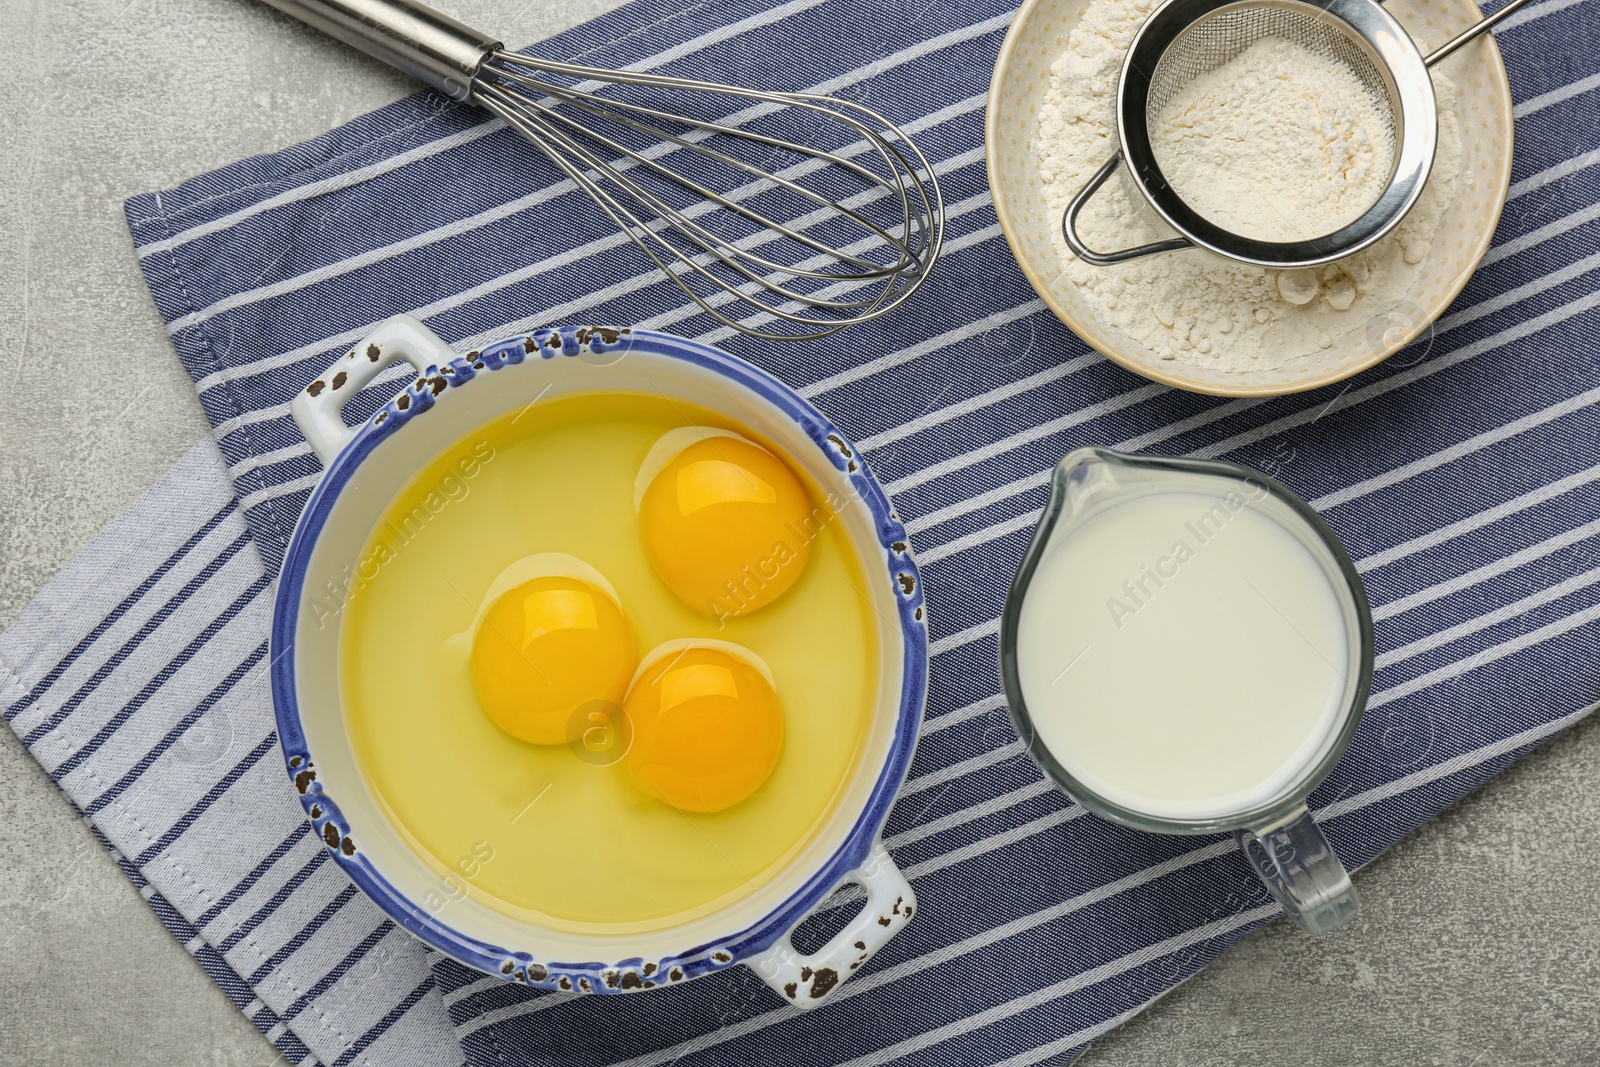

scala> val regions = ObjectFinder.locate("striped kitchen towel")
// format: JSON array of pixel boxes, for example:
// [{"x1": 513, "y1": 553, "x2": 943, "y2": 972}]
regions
[
  {"x1": 1, "y1": 0, "x2": 1597, "y2": 1063},
  {"x1": 0, "y1": 439, "x2": 459, "y2": 1067}
]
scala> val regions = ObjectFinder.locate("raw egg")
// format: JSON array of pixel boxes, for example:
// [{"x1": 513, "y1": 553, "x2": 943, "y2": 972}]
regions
[
  {"x1": 466, "y1": 554, "x2": 636, "y2": 745},
  {"x1": 635, "y1": 427, "x2": 816, "y2": 620},
  {"x1": 622, "y1": 640, "x2": 783, "y2": 813}
]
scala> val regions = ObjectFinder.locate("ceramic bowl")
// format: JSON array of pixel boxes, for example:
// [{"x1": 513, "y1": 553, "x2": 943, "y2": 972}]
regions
[
  {"x1": 986, "y1": 0, "x2": 1515, "y2": 397},
  {"x1": 270, "y1": 316, "x2": 927, "y2": 1008}
]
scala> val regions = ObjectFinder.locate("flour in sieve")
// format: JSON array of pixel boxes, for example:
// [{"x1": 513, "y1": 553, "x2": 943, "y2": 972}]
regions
[
  {"x1": 1152, "y1": 36, "x2": 1395, "y2": 243},
  {"x1": 1035, "y1": 0, "x2": 1462, "y2": 371}
]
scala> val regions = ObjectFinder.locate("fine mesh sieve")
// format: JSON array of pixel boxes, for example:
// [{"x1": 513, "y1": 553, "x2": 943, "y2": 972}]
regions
[{"x1": 1063, "y1": 0, "x2": 1535, "y2": 269}]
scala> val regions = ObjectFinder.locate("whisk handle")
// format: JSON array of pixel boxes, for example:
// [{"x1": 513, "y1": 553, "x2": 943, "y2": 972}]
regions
[{"x1": 255, "y1": 0, "x2": 500, "y2": 100}]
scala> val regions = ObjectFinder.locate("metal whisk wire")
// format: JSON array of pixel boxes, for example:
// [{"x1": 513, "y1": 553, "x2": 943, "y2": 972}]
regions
[
  {"x1": 474, "y1": 53, "x2": 943, "y2": 340},
  {"x1": 255, "y1": 0, "x2": 945, "y2": 341}
]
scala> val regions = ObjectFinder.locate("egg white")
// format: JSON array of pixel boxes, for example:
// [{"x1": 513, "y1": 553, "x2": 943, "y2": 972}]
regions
[
  {"x1": 631, "y1": 426, "x2": 765, "y2": 513},
  {"x1": 625, "y1": 638, "x2": 778, "y2": 695},
  {"x1": 444, "y1": 552, "x2": 625, "y2": 656}
]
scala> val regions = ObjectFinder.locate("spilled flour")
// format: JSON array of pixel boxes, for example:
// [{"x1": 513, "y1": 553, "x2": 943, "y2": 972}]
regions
[{"x1": 1036, "y1": 0, "x2": 1462, "y2": 371}]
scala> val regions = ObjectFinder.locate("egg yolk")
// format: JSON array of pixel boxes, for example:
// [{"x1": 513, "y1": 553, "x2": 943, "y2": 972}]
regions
[
  {"x1": 469, "y1": 576, "x2": 636, "y2": 745},
  {"x1": 623, "y1": 646, "x2": 783, "y2": 812},
  {"x1": 639, "y1": 438, "x2": 815, "y2": 619}
]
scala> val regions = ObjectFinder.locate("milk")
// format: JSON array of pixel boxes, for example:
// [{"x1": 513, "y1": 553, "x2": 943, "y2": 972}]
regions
[{"x1": 1014, "y1": 487, "x2": 1352, "y2": 821}]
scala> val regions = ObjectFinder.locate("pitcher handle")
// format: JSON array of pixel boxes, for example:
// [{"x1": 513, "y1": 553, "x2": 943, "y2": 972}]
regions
[
  {"x1": 1062, "y1": 152, "x2": 1192, "y2": 266},
  {"x1": 749, "y1": 842, "x2": 915, "y2": 1009},
  {"x1": 290, "y1": 315, "x2": 455, "y2": 466},
  {"x1": 1236, "y1": 804, "x2": 1360, "y2": 934}
]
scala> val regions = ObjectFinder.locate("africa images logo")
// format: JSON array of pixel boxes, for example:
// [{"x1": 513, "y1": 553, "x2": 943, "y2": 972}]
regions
[{"x1": 306, "y1": 440, "x2": 496, "y2": 629}]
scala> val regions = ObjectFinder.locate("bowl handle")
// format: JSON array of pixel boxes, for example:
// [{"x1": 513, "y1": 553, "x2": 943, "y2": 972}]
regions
[
  {"x1": 290, "y1": 315, "x2": 455, "y2": 465},
  {"x1": 749, "y1": 842, "x2": 915, "y2": 1010}
]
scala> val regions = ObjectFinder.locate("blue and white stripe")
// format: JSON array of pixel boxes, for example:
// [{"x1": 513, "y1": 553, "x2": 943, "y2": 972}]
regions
[
  {"x1": 0, "y1": 443, "x2": 459, "y2": 1066},
  {"x1": 1, "y1": 0, "x2": 1595, "y2": 1062}
]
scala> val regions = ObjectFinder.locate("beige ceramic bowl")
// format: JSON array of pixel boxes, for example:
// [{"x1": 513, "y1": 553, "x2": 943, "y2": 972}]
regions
[{"x1": 986, "y1": 0, "x2": 1516, "y2": 397}]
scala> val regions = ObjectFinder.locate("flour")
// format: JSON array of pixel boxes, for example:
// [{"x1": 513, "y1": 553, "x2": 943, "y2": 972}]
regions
[
  {"x1": 1035, "y1": 0, "x2": 1462, "y2": 371},
  {"x1": 1152, "y1": 37, "x2": 1395, "y2": 243}
]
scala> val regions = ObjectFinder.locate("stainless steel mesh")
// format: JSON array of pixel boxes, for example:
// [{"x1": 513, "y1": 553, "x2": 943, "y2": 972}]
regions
[
  {"x1": 1145, "y1": 4, "x2": 1399, "y2": 155},
  {"x1": 1062, "y1": 0, "x2": 1446, "y2": 267}
]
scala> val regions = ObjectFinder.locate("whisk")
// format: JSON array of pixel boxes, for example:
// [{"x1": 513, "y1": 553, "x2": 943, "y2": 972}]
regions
[
  {"x1": 258, "y1": 0, "x2": 945, "y2": 340},
  {"x1": 1064, "y1": 0, "x2": 1537, "y2": 269}
]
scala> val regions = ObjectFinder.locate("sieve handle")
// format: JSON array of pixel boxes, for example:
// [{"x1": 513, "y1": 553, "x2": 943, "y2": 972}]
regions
[
  {"x1": 1420, "y1": 0, "x2": 1539, "y2": 66},
  {"x1": 1062, "y1": 153, "x2": 1192, "y2": 266}
]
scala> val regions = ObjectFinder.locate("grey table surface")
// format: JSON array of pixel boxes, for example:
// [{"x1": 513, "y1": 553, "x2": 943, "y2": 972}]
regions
[{"x1": 1, "y1": 1, "x2": 1597, "y2": 1064}]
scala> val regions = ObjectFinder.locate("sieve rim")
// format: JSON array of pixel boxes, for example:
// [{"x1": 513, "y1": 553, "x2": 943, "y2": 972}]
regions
[{"x1": 1117, "y1": 0, "x2": 1439, "y2": 268}]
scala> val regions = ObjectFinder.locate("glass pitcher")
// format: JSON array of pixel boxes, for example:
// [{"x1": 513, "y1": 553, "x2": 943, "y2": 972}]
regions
[{"x1": 998, "y1": 447, "x2": 1374, "y2": 933}]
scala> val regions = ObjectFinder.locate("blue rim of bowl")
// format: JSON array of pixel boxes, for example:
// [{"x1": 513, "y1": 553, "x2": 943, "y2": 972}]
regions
[{"x1": 269, "y1": 326, "x2": 929, "y2": 995}]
